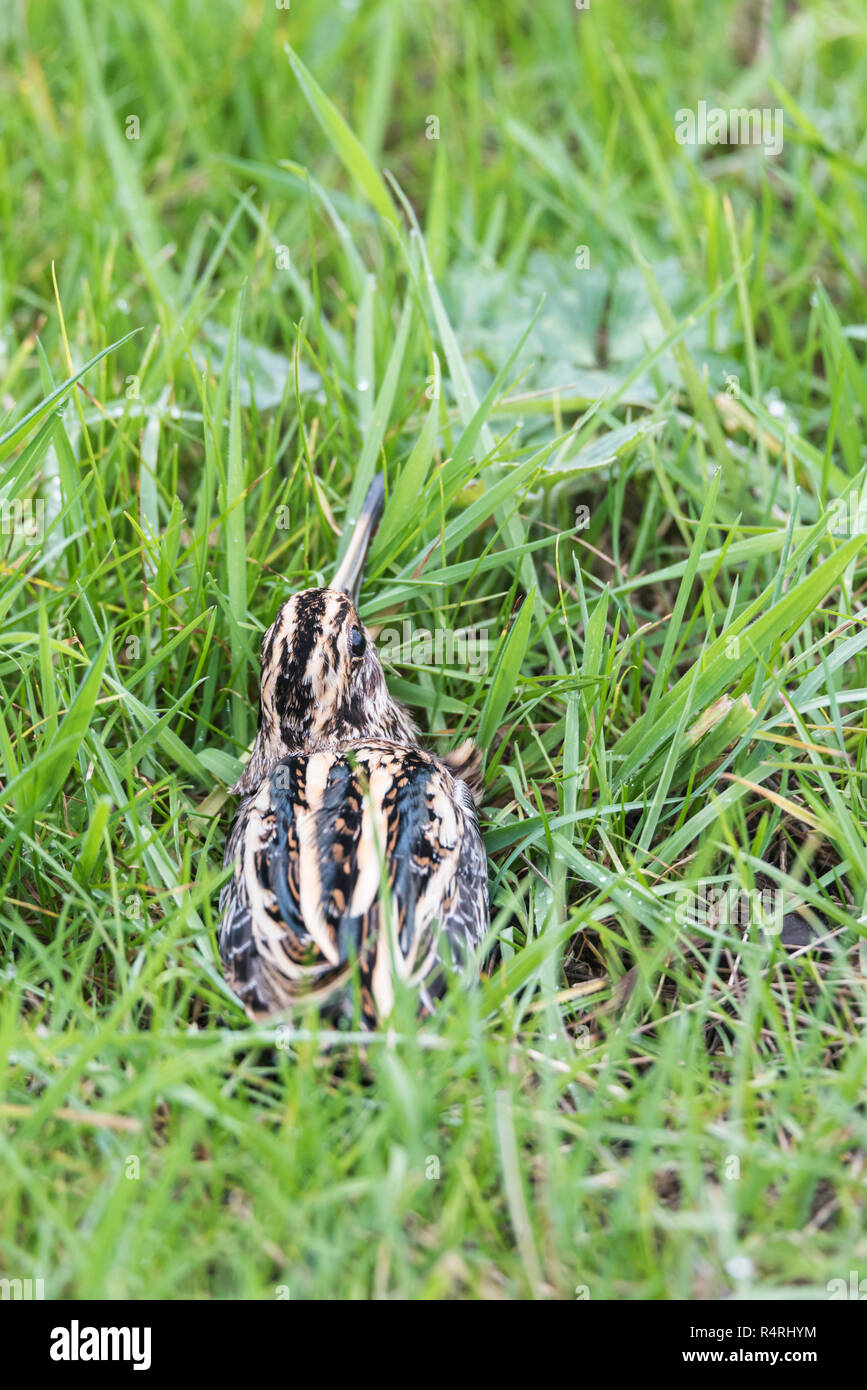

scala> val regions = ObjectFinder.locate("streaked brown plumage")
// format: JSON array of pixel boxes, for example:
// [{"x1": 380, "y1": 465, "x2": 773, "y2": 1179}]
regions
[{"x1": 219, "y1": 476, "x2": 488, "y2": 1026}]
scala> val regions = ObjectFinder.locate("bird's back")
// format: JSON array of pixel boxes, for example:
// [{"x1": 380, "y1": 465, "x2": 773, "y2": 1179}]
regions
[{"x1": 220, "y1": 739, "x2": 488, "y2": 1025}]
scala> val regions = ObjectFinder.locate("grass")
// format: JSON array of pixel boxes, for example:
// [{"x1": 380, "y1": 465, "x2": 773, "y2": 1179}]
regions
[{"x1": 1, "y1": 0, "x2": 867, "y2": 1299}]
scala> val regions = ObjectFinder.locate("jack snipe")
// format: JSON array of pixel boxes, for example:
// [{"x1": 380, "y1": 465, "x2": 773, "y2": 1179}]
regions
[{"x1": 219, "y1": 476, "x2": 489, "y2": 1026}]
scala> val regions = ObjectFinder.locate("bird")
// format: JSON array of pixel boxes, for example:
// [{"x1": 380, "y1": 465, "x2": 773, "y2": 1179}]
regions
[{"x1": 219, "y1": 475, "x2": 489, "y2": 1027}]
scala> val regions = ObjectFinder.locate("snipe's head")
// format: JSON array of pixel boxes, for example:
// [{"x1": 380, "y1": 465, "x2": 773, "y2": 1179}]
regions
[{"x1": 234, "y1": 477, "x2": 415, "y2": 795}]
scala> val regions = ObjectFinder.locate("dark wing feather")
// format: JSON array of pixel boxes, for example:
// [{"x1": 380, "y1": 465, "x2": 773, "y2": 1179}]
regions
[{"x1": 219, "y1": 741, "x2": 489, "y2": 1023}]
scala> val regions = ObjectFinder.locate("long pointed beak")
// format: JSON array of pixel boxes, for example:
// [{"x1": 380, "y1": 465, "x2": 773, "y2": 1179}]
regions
[{"x1": 333, "y1": 474, "x2": 385, "y2": 605}]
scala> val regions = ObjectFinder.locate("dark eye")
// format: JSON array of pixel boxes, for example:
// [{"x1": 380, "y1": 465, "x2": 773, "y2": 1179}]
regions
[{"x1": 349, "y1": 625, "x2": 366, "y2": 658}]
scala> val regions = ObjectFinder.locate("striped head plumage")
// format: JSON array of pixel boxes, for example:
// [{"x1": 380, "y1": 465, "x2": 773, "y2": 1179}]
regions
[
  {"x1": 219, "y1": 474, "x2": 489, "y2": 1027},
  {"x1": 233, "y1": 584, "x2": 418, "y2": 796}
]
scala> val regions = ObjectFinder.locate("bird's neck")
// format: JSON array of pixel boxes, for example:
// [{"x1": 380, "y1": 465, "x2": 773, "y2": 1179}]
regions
[{"x1": 232, "y1": 695, "x2": 416, "y2": 798}]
